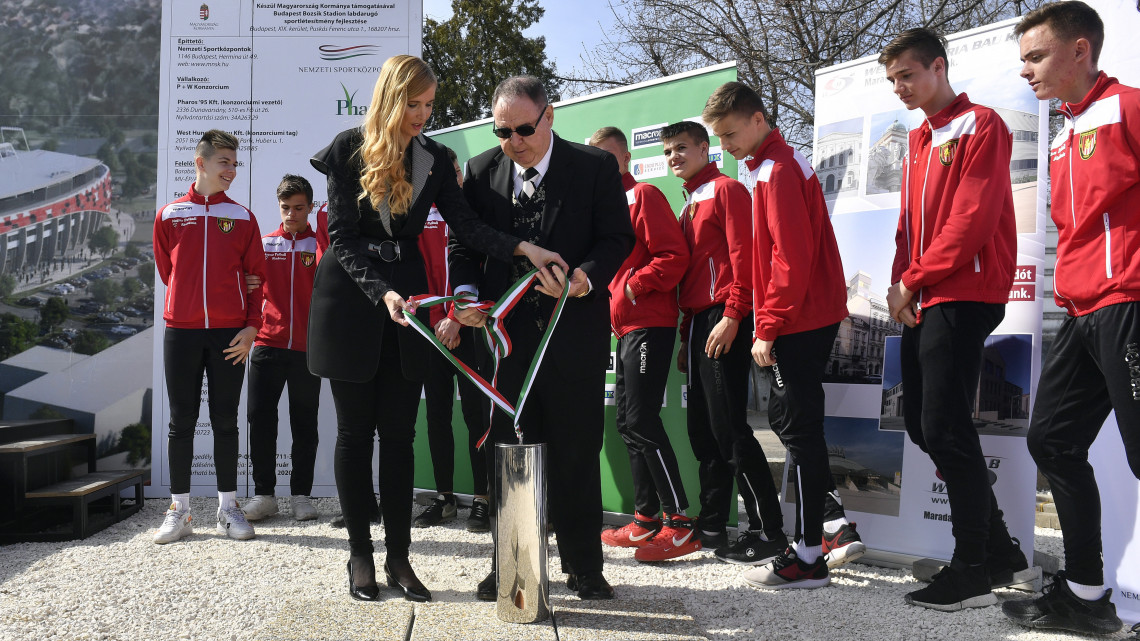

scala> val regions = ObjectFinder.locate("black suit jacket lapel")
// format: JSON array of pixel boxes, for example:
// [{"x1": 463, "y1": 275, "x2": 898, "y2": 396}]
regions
[
  {"x1": 540, "y1": 136, "x2": 570, "y2": 243},
  {"x1": 490, "y1": 152, "x2": 514, "y2": 232}
]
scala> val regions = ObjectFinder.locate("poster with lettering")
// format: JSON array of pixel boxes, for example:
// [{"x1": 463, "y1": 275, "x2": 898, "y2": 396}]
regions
[
  {"x1": 150, "y1": 0, "x2": 421, "y2": 497},
  {"x1": 806, "y1": 18, "x2": 1046, "y2": 563}
]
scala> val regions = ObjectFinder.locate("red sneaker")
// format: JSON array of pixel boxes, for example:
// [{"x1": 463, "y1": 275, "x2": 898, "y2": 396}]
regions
[
  {"x1": 600, "y1": 513, "x2": 661, "y2": 548},
  {"x1": 634, "y1": 514, "x2": 702, "y2": 561},
  {"x1": 822, "y1": 522, "x2": 866, "y2": 569}
]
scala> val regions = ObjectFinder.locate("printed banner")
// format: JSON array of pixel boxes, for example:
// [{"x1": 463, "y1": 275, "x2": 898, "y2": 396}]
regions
[
  {"x1": 149, "y1": 0, "x2": 422, "y2": 497},
  {"x1": 805, "y1": 18, "x2": 1046, "y2": 562}
]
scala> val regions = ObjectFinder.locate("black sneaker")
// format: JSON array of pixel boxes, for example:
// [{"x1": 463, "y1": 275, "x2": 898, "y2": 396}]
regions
[
  {"x1": 1002, "y1": 571, "x2": 1123, "y2": 635},
  {"x1": 905, "y1": 558, "x2": 996, "y2": 611},
  {"x1": 713, "y1": 530, "x2": 788, "y2": 566},
  {"x1": 693, "y1": 516, "x2": 727, "y2": 549},
  {"x1": 467, "y1": 497, "x2": 490, "y2": 533},
  {"x1": 413, "y1": 494, "x2": 456, "y2": 528},
  {"x1": 987, "y1": 536, "x2": 1035, "y2": 589}
]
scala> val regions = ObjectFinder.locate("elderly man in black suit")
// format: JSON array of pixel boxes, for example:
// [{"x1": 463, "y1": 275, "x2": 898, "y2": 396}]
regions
[{"x1": 450, "y1": 75, "x2": 634, "y2": 600}]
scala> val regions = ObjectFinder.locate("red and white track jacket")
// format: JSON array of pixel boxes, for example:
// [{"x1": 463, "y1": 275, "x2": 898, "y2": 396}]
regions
[
  {"x1": 677, "y1": 162, "x2": 753, "y2": 338},
  {"x1": 609, "y1": 172, "x2": 689, "y2": 338},
  {"x1": 1049, "y1": 72, "x2": 1140, "y2": 316},
  {"x1": 255, "y1": 223, "x2": 320, "y2": 351},
  {"x1": 417, "y1": 205, "x2": 456, "y2": 327},
  {"x1": 746, "y1": 128, "x2": 848, "y2": 341},
  {"x1": 154, "y1": 183, "x2": 265, "y2": 330},
  {"x1": 892, "y1": 93, "x2": 1016, "y2": 316}
]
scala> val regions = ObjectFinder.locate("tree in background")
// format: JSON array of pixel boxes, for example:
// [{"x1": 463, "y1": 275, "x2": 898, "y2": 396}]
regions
[
  {"x1": 118, "y1": 422, "x2": 151, "y2": 466},
  {"x1": 39, "y1": 297, "x2": 69, "y2": 332},
  {"x1": 423, "y1": 0, "x2": 562, "y2": 129},
  {"x1": 73, "y1": 329, "x2": 110, "y2": 355},
  {"x1": 90, "y1": 278, "x2": 122, "y2": 305},
  {"x1": 0, "y1": 273, "x2": 16, "y2": 299},
  {"x1": 88, "y1": 225, "x2": 119, "y2": 258},
  {"x1": 0, "y1": 314, "x2": 38, "y2": 359},
  {"x1": 137, "y1": 262, "x2": 155, "y2": 289},
  {"x1": 573, "y1": 0, "x2": 1042, "y2": 151}
]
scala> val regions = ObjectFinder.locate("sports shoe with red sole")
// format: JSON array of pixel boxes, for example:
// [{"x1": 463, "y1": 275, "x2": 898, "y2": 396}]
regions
[
  {"x1": 822, "y1": 522, "x2": 866, "y2": 569},
  {"x1": 634, "y1": 515, "x2": 702, "y2": 562},
  {"x1": 743, "y1": 546, "x2": 830, "y2": 589},
  {"x1": 600, "y1": 513, "x2": 661, "y2": 548}
]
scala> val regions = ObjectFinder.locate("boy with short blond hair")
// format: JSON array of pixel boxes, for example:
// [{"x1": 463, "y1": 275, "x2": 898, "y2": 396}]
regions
[
  {"x1": 705, "y1": 82, "x2": 851, "y2": 589},
  {"x1": 153, "y1": 129, "x2": 266, "y2": 543}
]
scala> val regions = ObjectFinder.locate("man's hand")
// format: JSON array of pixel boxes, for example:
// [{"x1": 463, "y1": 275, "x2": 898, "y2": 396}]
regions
[
  {"x1": 625, "y1": 284, "x2": 637, "y2": 302},
  {"x1": 535, "y1": 264, "x2": 590, "y2": 299},
  {"x1": 887, "y1": 281, "x2": 919, "y2": 328},
  {"x1": 434, "y1": 317, "x2": 461, "y2": 349},
  {"x1": 705, "y1": 316, "x2": 739, "y2": 359},
  {"x1": 677, "y1": 340, "x2": 688, "y2": 374},
  {"x1": 752, "y1": 338, "x2": 775, "y2": 367},
  {"x1": 455, "y1": 306, "x2": 487, "y2": 328},
  {"x1": 224, "y1": 326, "x2": 257, "y2": 364},
  {"x1": 383, "y1": 290, "x2": 411, "y2": 327},
  {"x1": 245, "y1": 273, "x2": 262, "y2": 293},
  {"x1": 516, "y1": 241, "x2": 568, "y2": 286}
]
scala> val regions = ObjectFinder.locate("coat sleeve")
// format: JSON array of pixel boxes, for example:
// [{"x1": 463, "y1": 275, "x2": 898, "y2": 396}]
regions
[
  {"x1": 577, "y1": 152, "x2": 635, "y2": 296},
  {"x1": 241, "y1": 215, "x2": 266, "y2": 330},
  {"x1": 153, "y1": 210, "x2": 172, "y2": 286},
  {"x1": 627, "y1": 184, "x2": 689, "y2": 297},
  {"x1": 448, "y1": 158, "x2": 489, "y2": 293},
  {"x1": 311, "y1": 142, "x2": 397, "y2": 308},
  {"x1": 899, "y1": 116, "x2": 1012, "y2": 291},
  {"x1": 722, "y1": 180, "x2": 753, "y2": 322},
  {"x1": 433, "y1": 154, "x2": 519, "y2": 266},
  {"x1": 753, "y1": 164, "x2": 814, "y2": 340}
]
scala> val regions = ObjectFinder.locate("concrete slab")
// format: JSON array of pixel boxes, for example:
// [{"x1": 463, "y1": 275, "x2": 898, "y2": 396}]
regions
[
  {"x1": 410, "y1": 600, "x2": 556, "y2": 641},
  {"x1": 552, "y1": 597, "x2": 708, "y2": 641},
  {"x1": 257, "y1": 597, "x2": 413, "y2": 641}
]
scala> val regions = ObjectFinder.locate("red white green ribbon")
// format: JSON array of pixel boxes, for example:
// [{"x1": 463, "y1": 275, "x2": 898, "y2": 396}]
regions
[{"x1": 404, "y1": 268, "x2": 570, "y2": 446}]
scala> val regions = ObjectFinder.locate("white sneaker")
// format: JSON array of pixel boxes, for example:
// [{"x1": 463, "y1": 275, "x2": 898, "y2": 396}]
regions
[
  {"x1": 291, "y1": 495, "x2": 318, "y2": 521},
  {"x1": 242, "y1": 494, "x2": 279, "y2": 521},
  {"x1": 153, "y1": 503, "x2": 192, "y2": 544},
  {"x1": 217, "y1": 503, "x2": 255, "y2": 540}
]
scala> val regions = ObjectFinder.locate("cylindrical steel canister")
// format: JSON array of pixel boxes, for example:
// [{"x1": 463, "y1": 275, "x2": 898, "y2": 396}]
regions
[{"x1": 494, "y1": 443, "x2": 549, "y2": 623}]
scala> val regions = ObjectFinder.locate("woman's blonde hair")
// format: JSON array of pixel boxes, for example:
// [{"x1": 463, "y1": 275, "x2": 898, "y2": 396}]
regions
[{"x1": 358, "y1": 55, "x2": 436, "y2": 215}]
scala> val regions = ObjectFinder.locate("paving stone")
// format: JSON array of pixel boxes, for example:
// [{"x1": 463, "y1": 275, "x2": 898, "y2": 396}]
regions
[
  {"x1": 257, "y1": 597, "x2": 413, "y2": 641},
  {"x1": 410, "y1": 600, "x2": 555, "y2": 641},
  {"x1": 552, "y1": 597, "x2": 708, "y2": 641}
]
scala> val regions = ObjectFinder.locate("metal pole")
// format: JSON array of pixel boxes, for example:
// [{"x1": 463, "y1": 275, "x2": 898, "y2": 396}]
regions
[{"x1": 494, "y1": 442, "x2": 549, "y2": 623}]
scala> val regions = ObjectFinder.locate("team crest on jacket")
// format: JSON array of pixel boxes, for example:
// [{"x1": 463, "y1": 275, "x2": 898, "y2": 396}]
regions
[
  {"x1": 1078, "y1": 128, "x2": 1097, "y2": 160},
  {"x1": 300, "y1": 251, "x2": 315, "y2": 267},
  {"x1": 938, "y1": 139, "x2": 959, "y2": 166},
  {"x1": 216, "y1": 217, "x2": 234, "y2": 233}
]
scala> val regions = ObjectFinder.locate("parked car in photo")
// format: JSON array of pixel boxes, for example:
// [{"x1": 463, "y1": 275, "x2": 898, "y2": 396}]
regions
[
  {"x1": 120, "y1": 306, "x2": 142, "y2": 317},
  {"x1": 16, "y1": 297, "x2": 43, "y2": 307},
  {"x1": 109, "y1": 325, "x2": 137, "y2": 336},
  {"x1": 95, "y1": 312, "x2": 125, "y2": 324}
]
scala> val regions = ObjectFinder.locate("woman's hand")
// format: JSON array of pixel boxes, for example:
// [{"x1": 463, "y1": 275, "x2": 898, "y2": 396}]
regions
[
  {"x1": 515, "y1": 241, "x2": 568, "y2": 284},
  {"x1": 383, "y1": 290, "x2": 411, "y2": 327},
  {"x1": 434, "y1": 317, "x2": 461, "y2": 349},
  {"x1": 223, "y1": 326, "x2": 258, "y2": 365}
]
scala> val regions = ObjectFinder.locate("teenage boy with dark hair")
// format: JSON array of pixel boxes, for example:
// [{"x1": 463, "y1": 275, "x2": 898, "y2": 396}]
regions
[
  {"x1": 663, "y1": 119, "x2": 788, "y2": 567},
  {"x1": 878, "y1": 29, "x2": 1027, "y2": 610},
  {"x1": 413, "y1": 147, "x2": 492, "y2": 533},
  {"x1": 242, "y1": 174, "x2": 325, "y2": 523},
  {"x1": 588, "y1": 126, "x2": 694, "y2": 561},
  {"x1": 153, "y1": 129, "x2": 266, "y2": 543},
  {"x1": 1003, "y1": 2, "x2": 1138, "y2": 633},
  {"x1": 702, "y1": 83, "x2": 850, "y2": 589}
]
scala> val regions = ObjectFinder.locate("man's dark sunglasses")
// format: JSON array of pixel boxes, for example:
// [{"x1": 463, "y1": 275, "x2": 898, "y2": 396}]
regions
[{"x1": 491, "y1": 104, "x2": 548, "y2": 139}]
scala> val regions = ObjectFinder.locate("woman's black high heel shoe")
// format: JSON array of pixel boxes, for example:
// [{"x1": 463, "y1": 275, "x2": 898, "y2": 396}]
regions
[
  {"x1": 384, "y1": 559, "x2": 432, "y2": 602},
  {"x1": 347, "y1": 558, "x2": 380, "y2": 601}
]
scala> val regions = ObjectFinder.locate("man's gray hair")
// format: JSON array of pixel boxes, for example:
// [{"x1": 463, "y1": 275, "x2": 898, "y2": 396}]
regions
[{"x1": 492, "y1": 75, "x2": 548, "y2": 110}]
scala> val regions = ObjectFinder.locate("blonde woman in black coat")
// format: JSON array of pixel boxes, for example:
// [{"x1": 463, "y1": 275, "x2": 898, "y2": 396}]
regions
[{"x1": 309, "y1": 54, "x2": 565, "y2": 603}]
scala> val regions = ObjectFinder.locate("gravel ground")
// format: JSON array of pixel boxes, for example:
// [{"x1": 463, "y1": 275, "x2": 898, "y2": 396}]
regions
[{"x1": 0, "y1": 497, "x2": 1136, "y2": 641}]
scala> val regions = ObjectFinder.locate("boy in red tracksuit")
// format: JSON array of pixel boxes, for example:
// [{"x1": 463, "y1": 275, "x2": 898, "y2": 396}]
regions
[
  {"x1": 242, "y1": 174, "x2": 326, "y2": 523},
  {"x1": 152, "y1": 129, "x2": 266, "y2": 544},
  {"x1": 704, "y1": 83, "x2": 851, "y2": 590},
  {"x1": 1004, "y1": 3, "x2": 1138, "y2": 634},
  {"x1": 588, "y1": 127, "x2": 694, "y2": 562},
  {"x1": 878, "y1": 29, "x2": 1025, "y2": 610},
  {"x1": 412, "y1": 147, "x2": 492, "y2": 534},
  {"x1": 663, "y1": 120, "x2": 788, "y2": 567}
]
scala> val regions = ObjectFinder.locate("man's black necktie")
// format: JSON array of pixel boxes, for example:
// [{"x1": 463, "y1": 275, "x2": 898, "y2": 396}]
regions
[{"x1": 518, "y1": 167, "x2": 539, "y2": 206}]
